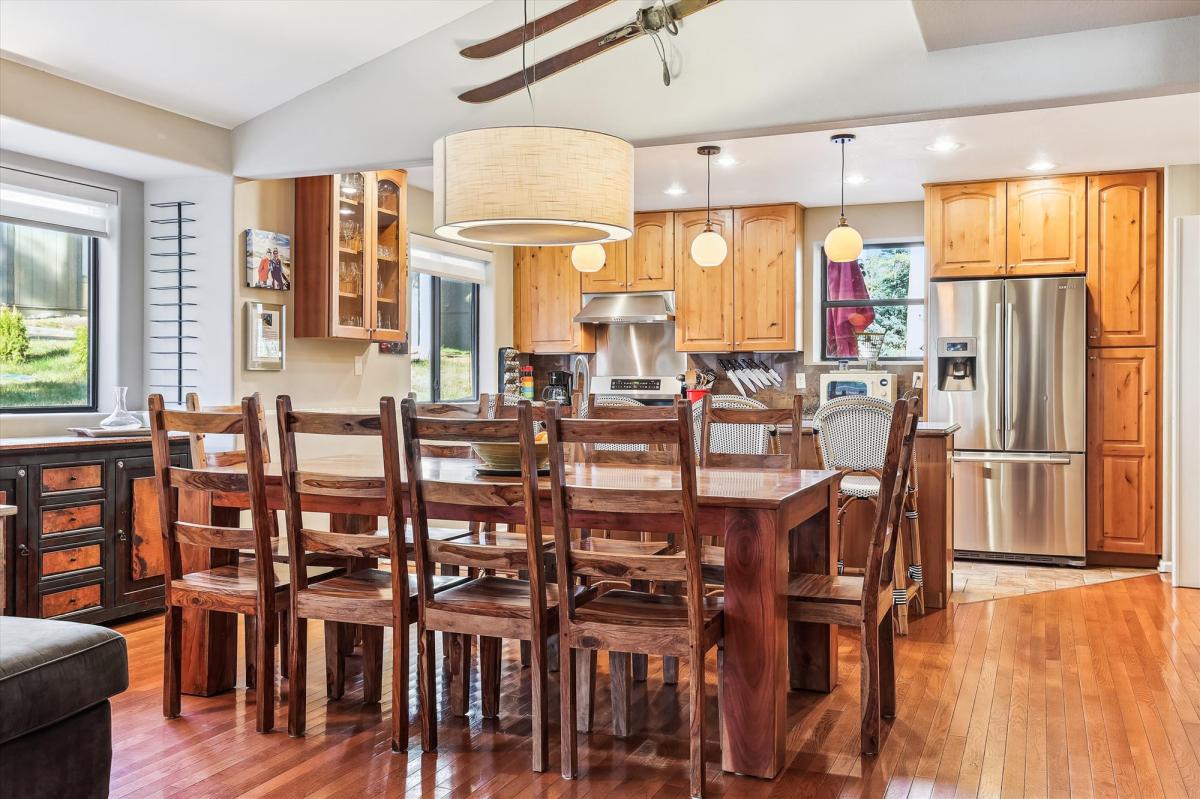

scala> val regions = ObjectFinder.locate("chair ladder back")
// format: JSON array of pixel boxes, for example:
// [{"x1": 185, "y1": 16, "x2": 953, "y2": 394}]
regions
[
  {"x1": 399, "y1": 398, "x2": 548, "y2": 615},
  {"x1": 699, "y1": 393, "x2": 803, "y2": 469},
  {"x1": 149, "y1": 393, "x2": 278, "y2": 603},
  {"x1": 274, "y1": 396, "x2": 406, "y2": 598},
  {"x1": 860, "y1": 394, "x2": 920, "y2": 620},
  {"x1": 185, "y1": 392, "x2": 271, "y2": 468},
  {"x1": 546, "y1": 399, "x2": 705, "y2": 633}
]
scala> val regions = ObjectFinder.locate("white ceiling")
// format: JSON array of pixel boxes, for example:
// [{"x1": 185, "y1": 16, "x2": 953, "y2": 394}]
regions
[
  {"x1": 912, "y1": 0, "x2": 1200, "y2": 51},
  {"x1": 405, "y1": 93, "x2": 1200, "y2": 208},
  {"x1": 0, "y1": 0, "x2": 489, "y2": 128}
]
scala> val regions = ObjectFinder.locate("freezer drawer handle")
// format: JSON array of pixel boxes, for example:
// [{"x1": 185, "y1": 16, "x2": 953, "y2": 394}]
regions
[{"x1": 953, "y1": 453, "x2": 1073, "y2": 465}]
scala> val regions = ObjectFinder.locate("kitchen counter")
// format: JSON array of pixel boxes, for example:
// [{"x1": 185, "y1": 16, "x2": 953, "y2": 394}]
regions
[{"x1": 784, "y1": 420, "x2": 959, "y2": 437}]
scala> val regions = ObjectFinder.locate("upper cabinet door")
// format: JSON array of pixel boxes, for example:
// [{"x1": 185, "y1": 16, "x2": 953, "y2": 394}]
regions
[
  {"x1": 1087, "y1": 171, "x2": 1159, "y2": 347},
  {"x1": 675, "y1": 209, "x2": 734, "y2": 352},
  {"x1": 926, "y1": 182, "x2": 1007, "y2": 278},
  {"x1": 733, "y1": 204, "x2": 797, "y2": 351},
  {"x1": 580, "y1": 240, "x2": 628, "y2": 293},
  {"x1": 1006, "y1": 176, "x2": 1086, "y2": 275},
  {"x1": 512, "y1": 246, "x2": 532, "y2": 352},
  {"x1": 628, "y1": 212, "x2": 675, "y2": 291},
  {"x1": 370, "y1": 170, "x2": 408, "y2": 342},
  {"x1": 527, "y1": 247, "x2": 594, "y2": 354},
  {"x1": 331, "y1": 172, "x2": 372, "y2": 339}
]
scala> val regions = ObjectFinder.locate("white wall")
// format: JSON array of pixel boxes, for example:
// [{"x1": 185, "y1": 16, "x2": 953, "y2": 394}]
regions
[
  {"x1": 144, "y1": 175, "x2": 235, "y2": 409},
  {"x1": 0, "y1": 150, "x2": 145, "y2": 436}
]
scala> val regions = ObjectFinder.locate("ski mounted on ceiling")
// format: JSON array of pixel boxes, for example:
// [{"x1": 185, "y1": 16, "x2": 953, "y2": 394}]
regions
[
  {"x1": 459, "y1": 0, "x2": 615, "y2": 60},
  {"x1": 458, "y1": 0, "x2": 722, "y2": 104}
]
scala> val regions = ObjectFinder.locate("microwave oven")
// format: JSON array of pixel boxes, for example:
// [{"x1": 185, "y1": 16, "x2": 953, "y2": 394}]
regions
[{"x1": 818, "y1": 371, "x2": 897, "y2": 406}]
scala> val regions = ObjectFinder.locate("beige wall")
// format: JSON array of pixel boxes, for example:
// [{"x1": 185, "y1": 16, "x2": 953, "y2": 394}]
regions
[{"x1": 800, "y1": 201, "x2": 925, "y2": 361}]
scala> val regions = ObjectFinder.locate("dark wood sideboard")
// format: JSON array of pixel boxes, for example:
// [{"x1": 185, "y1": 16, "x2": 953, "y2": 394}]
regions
[{"x1": 0, "y1": 434, "x2": 190, "y2": 623}]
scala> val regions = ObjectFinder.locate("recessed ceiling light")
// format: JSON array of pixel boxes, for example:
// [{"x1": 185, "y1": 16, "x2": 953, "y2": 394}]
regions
[
  {"x1": 1026, "y1": 160, "x2": 1057, "y2": 172},
  {"x1": 844, "y1": 174, "x2": 870, "y2": 186},
  {"x1": 715, "y1": 154, "x2": 738, "y2": 167},
  {"x1": 663, "y1": 183, "x2": 687, "y2": 196},
  {"x1": 925, "y1": 138, "x2": 961, "y2": 153}
]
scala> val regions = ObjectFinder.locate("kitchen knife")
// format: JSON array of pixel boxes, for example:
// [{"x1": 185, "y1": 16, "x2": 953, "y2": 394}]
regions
[
  {"x1": 721, "y1": 359, "x2": 748, "y2": 397},
  {"x1": 739, "y1": 359, "x2": 767, "y2": 389},
  {"x1": 757, "y1": 359, "x2": 784, "y2": 386}
]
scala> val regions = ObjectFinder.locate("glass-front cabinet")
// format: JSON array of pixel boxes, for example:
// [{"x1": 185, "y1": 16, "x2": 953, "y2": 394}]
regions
[{"x1": 295, "y1": 170, "x2": 408, "y2": 342}]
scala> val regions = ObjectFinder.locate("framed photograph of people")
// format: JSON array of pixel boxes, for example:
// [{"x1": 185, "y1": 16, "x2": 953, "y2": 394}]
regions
[
  {"x1": 244, "y1": 229, "x2": 292, "y2": 290},
  {"x1": 245, "y1": 301, "x2": 285, "y2": 371}
]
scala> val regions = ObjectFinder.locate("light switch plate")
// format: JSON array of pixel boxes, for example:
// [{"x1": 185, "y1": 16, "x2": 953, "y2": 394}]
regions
[
  {"x1": 794, "y1": 373, "x2": 806, "y2": 390},
  {"x1": 913, "y1": 371, "x2": 924, "y2": 389}
]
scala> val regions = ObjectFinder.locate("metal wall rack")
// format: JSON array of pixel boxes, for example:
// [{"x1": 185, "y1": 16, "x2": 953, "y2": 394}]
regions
[{"x1": 147, "y1": 201, "x2": 197, "y2": 406}]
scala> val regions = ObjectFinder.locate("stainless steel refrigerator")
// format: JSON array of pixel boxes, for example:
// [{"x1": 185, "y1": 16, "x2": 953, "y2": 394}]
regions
[{"x1": 927, "y1": 276, "x2": 1086, "y2": 565}]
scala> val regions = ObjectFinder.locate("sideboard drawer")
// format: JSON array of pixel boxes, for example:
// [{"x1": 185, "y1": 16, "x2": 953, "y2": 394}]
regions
[
  {"x1": 41, "y1": 502, "x2": 104, "y2": 537},
  {"x1": 42, "y1": 544, "x2": 103, "y2": 578},
  {"x1": 40, "y1": 582, "x2": 102, "y2": 618},
  {"x1": 41, "y1": 464, "x2": 104, "y2": 495}
]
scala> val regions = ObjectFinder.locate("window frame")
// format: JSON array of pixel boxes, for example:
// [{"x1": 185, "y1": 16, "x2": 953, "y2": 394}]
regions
[
  {"x1": 819, "y1": 240, "x2": 926, "y2": 364},
  {"x1": 412, "y1": 274, "x2": 481, "y2": 403},
  {"x1": 0, "y1": 230, "x2": 100, "y2": 414}
]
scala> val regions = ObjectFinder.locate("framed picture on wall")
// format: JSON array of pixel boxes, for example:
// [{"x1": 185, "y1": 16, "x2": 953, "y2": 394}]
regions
[
  {"x1": 245, "y1": 300, "x2": 285, "y2": 371},
  {"x1": 244, "y1": 229, "x2": 292, "y2": 290}
]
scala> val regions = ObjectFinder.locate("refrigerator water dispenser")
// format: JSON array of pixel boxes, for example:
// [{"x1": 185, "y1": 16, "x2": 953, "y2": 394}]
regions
[{"x1": 936, "y1": 337, "x2": 977, "y2": 391}]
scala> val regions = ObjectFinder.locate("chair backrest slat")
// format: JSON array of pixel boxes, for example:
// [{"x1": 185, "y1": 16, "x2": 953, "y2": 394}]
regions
[
  {"x1": 700, "y1": 394, "x2": 802, "y2": 469},
  {"x1": 428, "y1": 538, "x2": 531, "y2": 571},
  {"x1": 185, "y1": 392, "x2": 270, "y2": 468},
  {"x1": 168, "y1": 468, "x2": 249, "y2": 494},
  {"x1": 276, "y1": 396, "x2": 406, "y2": 591},
  {"x1": 546, "y1": 399, "x2": 705, "y2": 642},
  {"x1": 421, "y1": 480, "x2": 527, "y2": 508},
  {"x1": 174, "y1": 521, "x2": 259, "y2": 550}
]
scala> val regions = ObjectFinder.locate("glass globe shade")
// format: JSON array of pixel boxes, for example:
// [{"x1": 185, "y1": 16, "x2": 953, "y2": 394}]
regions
[
  {"x1": 690, "y1": 229, "x2": 728, "y2": 268},
  {"x1": 823, "y1": 222, "x2": 864, "y2": 262},
  {"x1": 570, "y1": 243, "x2": 606, "y2": 273}
]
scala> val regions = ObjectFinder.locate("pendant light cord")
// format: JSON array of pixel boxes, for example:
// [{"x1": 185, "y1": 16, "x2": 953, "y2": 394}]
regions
[
  {"x1": 705, "y1": 150, "x2": 712, "y2": 227},
  {"x1": 839, "y1": 137, "x2": 846, "y2": 220}
]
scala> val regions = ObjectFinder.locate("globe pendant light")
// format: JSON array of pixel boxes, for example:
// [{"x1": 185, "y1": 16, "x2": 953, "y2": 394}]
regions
[
  {"x1": 823, "y1": 133, "x2": 864, "y2": 263},
  {"x1": 690, "y1": 145, "x2": 727, "y2": 268},
  {"x1": 570, "y1": 242, "x2": 606, "y2": 273}
]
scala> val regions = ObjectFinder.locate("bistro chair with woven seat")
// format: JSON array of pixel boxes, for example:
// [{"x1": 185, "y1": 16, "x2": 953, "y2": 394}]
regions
[
  {"x1": 813, "y1": 395, "x2": 924, "y2": 633},
  {"x1": 149, "y1": 393, "x2": 337, "y2": 733},
  {"x1": 275, "y1": 396, "x2": 466, "y2": 751},
  {"x1": 400, "y1": 397, "x2": 577, "y2": 772},
  {"x1": 546, "y1": 398, "x2": 723, "y2": 799},
  {"x1": 787, "y1": 392, "x2": 919, "y2": 756}
]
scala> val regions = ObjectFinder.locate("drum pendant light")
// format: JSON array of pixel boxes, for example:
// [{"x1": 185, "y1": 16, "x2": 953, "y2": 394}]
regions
[
  {"x1": 823, "y1": 133, "x2": 864, "y2": 263},
  {"x1": 690, "y1": 145, "x2": 727, "y2": 268}
]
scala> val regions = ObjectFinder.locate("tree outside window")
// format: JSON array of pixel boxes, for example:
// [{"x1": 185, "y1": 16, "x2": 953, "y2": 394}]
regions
[{"x1": 821, "y1": 243, "x2": 925, "y2": 362}]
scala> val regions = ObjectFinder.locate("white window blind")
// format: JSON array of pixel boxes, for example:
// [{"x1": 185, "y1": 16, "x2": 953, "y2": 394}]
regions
[
  {"x1": 0, "y1": 166, "x2": 117, "y2": 237},
  {"x1": 410, "y1": 233, "x2": 489, "y2": 284}
]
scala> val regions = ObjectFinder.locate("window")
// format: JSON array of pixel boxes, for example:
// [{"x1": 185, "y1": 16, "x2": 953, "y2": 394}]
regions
[
  {"x1": 820, "y1": 242, "x2": 926, "y2": 362},
  {"x1": 409, "y1": 274, "x2": 480, "y2": 403},
  {"x1": 0, "y1": 221, "x2": 97, "y2": 411}
]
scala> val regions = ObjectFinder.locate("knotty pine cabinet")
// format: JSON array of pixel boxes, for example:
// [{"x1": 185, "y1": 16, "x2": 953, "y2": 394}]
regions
[
  {"x1": 1087, "y1": 347, "x2": 1158, "y2": 558},
  {"x1": 1086, "y1": 171, "x2": 1159, "y2": 348},
  {"x1": 674, "y1": 204, "x2": 801, "y2": 352},
  {"x1": 294, "y1": 170, "x2": 408, "y2": 342},
  {"x1": 927, "y1": 177, "x2": 1086, "y2": 278},
  {"x1": 513, "y1": 245, "x2": 595, "y2": 354},
  {"x1": 582, "y1": 212, "x2": 676, "y2": 293}
]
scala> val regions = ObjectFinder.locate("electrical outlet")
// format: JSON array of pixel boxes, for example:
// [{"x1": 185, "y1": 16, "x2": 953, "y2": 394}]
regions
[
  {"x1": 794, "y1": 373, "x2": 806, "y2": 391},
  {"x1": 354, "y1": 356, "x2": 364, "y2": 376},
  {"x1": 913, "y1": 371, "x2": 924, "y2": 389}
]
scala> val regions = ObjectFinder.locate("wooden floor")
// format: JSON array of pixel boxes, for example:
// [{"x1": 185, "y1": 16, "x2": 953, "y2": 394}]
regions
[{"x1": 107, "y1": 574, "x2": 1200, "y2": 798}]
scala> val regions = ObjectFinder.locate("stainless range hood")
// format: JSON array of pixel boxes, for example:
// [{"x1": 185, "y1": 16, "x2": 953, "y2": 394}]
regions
[{"x1": 574, "y1": 292, "x2": 674, "y2": 324}]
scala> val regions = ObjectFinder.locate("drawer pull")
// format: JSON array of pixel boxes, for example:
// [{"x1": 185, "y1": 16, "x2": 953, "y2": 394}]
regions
[{"x1": 18, "y1": 544, "x2": 30, "y2": 557}]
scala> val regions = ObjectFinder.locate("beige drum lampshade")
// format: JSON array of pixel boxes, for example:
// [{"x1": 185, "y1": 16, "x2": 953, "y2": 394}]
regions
[{"x1": 433, "y1": 126, "x2": 634, "y2": 246}]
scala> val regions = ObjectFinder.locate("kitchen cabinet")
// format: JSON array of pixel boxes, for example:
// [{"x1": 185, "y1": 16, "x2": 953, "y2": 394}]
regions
[
  {"x1": 580, "y1": 212, "x2": 675, "y2": 293},
  {"x1": 513, "y1": 245, "x2": 595, "y2": 354},
  {"x1": 674, "y1": 209, "x2": 735, "y2": 351},
  {"x1": 733, "y1": 204, "x2": 799, "y2": 351},
  {"x1": 1086, "y1": 171, "x2": 1159, "y2": 348},
  {"x1": 294, "y1": 170, "x2": 408, "y2": 342},
  {"x1": 1087, "y1": 347, "x2": 1158, "y2": 558},
  {"x1": 926, "y1": 181, "x2": 1007, "y2": 278},
  {"x1": 1006, "y1": 176, "x2": 1086, "y2": 275}
]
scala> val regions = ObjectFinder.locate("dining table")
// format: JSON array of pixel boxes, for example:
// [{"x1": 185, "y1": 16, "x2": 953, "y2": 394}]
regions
[{"x1": 174, "y1": 454, "x2": 841, "y2": 780}]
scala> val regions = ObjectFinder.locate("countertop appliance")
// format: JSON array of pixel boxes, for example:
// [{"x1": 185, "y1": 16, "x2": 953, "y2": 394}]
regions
[
  {"x1": 542, "y1": 371, "x2": 572, "y2": 405},
  {"x1": 927, "y1": 276, "x2": 1086, "y2": 565},
  {"x1": 818, "y1": 370, "x2": 897, "y2": 407}
]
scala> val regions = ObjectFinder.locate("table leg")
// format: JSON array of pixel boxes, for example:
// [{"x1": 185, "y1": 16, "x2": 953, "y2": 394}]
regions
[
  {"x1": 178, "y1": 488, "x2": 238, "y2": 696},
  {"x1": 788, "y1": 482, "x2": 839, "y2": 693},
  {"x1": 719, "y1": 507, "x2": 788, "y2": 778}
]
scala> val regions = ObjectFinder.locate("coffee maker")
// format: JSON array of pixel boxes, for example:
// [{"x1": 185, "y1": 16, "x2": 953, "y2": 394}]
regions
[{"x1": 541, "y1": 371, "x2": 572, "y2": 405}]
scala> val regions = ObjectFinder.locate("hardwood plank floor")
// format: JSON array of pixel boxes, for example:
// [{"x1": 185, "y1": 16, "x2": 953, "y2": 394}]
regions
[{"x1": 106, "y1": 575, "x2": 1198, "y2": 797}]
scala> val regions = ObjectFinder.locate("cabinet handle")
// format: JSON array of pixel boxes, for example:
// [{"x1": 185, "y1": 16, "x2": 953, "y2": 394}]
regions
[
  {"x1": 17, "y1": 469, "x2": 26, "y2": 477},
  {"x1": 18, "y1": 544, "x2": 29, "y2": 557},
  {"x1": 117, "y1": 530, "x2": 128, "y2": 542},
  {"x1": 117, "y1": 460, "x2": 124, "y2": 469}
]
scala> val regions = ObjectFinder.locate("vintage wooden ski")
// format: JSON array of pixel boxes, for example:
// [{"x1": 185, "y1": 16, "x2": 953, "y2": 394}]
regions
[{"x1": 460, "y1": 0, "x2": 615, "y2": 60}]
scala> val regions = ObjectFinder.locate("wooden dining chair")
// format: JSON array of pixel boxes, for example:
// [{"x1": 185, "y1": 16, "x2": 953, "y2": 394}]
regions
[
  {"x1": 546, "y1": 398, "x2": 724, "y2": 799},
  {"x1": 399, "y1": 397, "x2": 573, "y2": 772},
  {"x1": 786, "y1": 392, "x2": 919, "y2": 756},
  {"x1": 149, "y1": 393, "x2": 336, "y2": 733},
  {"x1": 275, "y1": 396, "x2": 470, "y2": 751}
]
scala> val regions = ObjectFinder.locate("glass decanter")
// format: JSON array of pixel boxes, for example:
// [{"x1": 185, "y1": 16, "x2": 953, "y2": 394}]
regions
[{"x1": 99, "y1": 386, "x2": 142, "y2": 429}]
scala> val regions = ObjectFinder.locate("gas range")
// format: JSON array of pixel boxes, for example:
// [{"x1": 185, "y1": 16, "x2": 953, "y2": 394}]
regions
[{"x1": 590, "y1": 374, "x2": 683, "y2": 404}]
